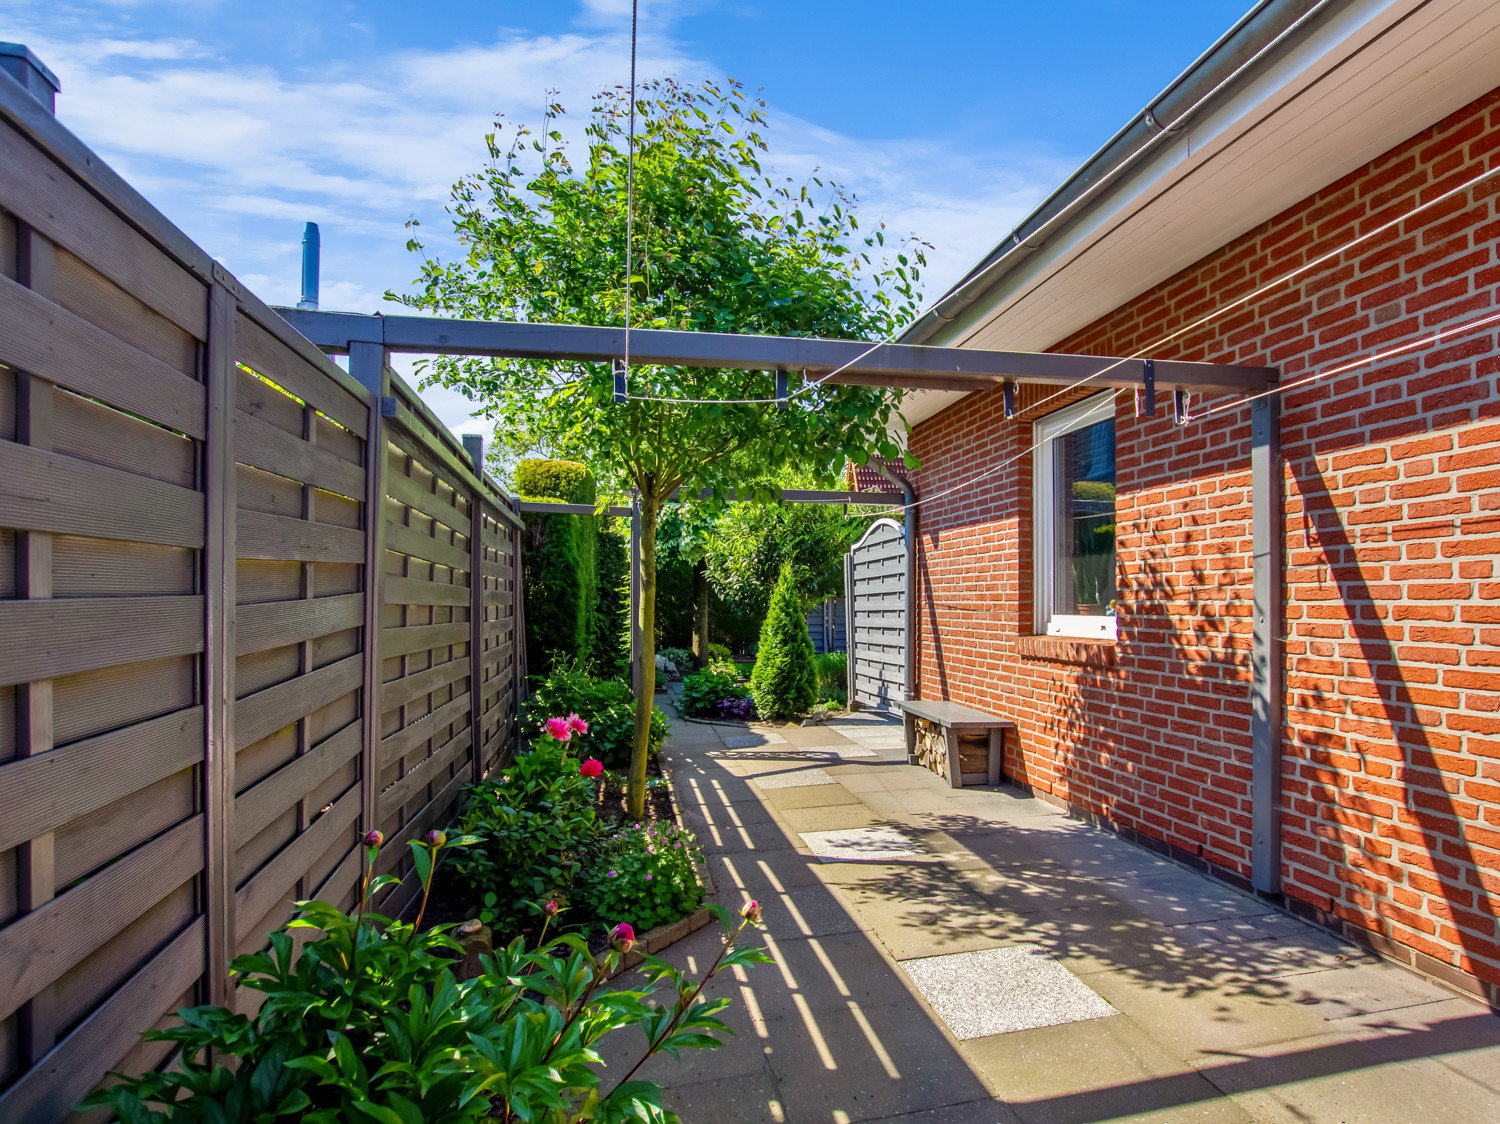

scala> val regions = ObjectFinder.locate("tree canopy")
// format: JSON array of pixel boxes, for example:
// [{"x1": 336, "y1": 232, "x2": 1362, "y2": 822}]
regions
[{"x1": 396, "y1": 77, "x2": 927, "y2": 814}]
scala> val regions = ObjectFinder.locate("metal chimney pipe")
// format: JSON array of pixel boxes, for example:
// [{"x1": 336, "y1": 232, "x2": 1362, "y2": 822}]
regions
[
  {"x1": 0, "y1": 43, "x2": 61, "y2": 114},
  {"x1": 297, "y1": 222, "x2": 320, "y2": 311}
]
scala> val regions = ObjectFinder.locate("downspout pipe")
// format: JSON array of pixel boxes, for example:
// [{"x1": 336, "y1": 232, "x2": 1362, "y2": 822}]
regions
[{"x1": 903, "y1": 0, "x2": 1340, "y2": 346}]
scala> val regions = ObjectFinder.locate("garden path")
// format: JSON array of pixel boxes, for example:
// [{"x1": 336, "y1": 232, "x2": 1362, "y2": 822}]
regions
[{"x1": 600, "y1": 706, "x2": 1500, "y2": 1123}]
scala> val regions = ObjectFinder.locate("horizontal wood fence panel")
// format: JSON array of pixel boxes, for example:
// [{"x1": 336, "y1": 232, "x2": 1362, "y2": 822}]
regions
[
  {"x1": 0, "y1": 707, "x2": 203, "y2": 850},
  {"x1": 235, "y1": 408, "x2": 366, "y2": 499},
  {"x1": 234, "y1": 721, "x2": 362, "y2": 848},
  {"x1": 0, "y1": 918, "x2": 205, "y2": 1124},
  {"x1": 234, "y1": 653, "x2": 363, "y2": 749},
  {"x1": 238, "y1": 508, "x2": 366, "y2": 563},
  {"x1": 382, "y1": 657, "x2": 470, "y2": 712},
  {"x1": 383, "y1": 518, "x2": 472, "y2": 573},
  {"x1": 236, "y1": 314, "x2": 367, "y2": 438},
  {"x1": 0, "y1": 79, "x2": 523, "y2": 1117},
  {"x1": 0, "y1": 274, "x2": 206, "y2": 438},
  {"x1": 0, "y1": 815, "x2": 203, "y2": 1022},
  {"x1": 236, "y1": 592, "x2": 364, "y2": 657},
  {"x1": 0, "y1": 596, "x2": 203, "y2": 686},
  {"x1": 0, "y1": 439, "x2": 204, "y2": 547},
  {"x1": 0, "y1": 121, "x2": 208, "y2": 339},
  {"x1": 235, "y1": 786, "x2": 360, "y2": 945},
  {"x1": 383, "y1": 573, "x2": 472, "y2": 608}
]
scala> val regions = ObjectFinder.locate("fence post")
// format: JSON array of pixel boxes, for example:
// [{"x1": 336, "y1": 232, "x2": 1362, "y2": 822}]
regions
[
  {"x1": 203, "y1": 273, "x2": 239, "y2": 1008},
  {"x1": 463, "y1": 435, "x2": 486, "y2": 781},
  {"x1": 350, "y1": 342, "x2": 388, "y2": 843},
  {"x1": 843, "y1": 553, "x2": 855, "y2": 706}
]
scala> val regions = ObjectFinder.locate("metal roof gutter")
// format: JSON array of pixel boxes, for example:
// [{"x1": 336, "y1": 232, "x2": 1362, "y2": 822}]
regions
[{"x1": 902, "y1": 0, "x2": 1345, "y2": 347}]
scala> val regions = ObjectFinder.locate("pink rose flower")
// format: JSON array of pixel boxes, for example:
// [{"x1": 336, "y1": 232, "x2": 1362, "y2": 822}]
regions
[
  {"x1": 579, "y1": 758, "x2": 604, "y2": 779},
  {"x1": 567, "y1": 712, "x2": 589, "y2": 734},
  {"x1": 545, "y1": 716, "x2": 572, "y2": 742}
]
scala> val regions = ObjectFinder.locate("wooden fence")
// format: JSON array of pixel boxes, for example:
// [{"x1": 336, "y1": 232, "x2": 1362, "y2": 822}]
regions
[{"x1": 0, "y1": 64, "x2": 523, "y2": 1121}]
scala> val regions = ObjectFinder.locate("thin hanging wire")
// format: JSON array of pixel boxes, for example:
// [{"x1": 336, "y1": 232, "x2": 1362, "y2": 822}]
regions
[{"x1": 622, "y1": 0, "x2": 639, "y2": 396}]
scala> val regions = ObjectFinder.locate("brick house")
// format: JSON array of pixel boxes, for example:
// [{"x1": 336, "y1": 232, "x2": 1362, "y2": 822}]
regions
[{"x1": 897, "y1": 0, "x2": 1500, "y2": 1003}]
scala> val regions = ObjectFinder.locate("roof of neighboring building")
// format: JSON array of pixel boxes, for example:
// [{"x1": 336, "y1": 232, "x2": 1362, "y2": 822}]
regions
[
  {"x1": 896, "y1": 0, "x2": 1500, "y2": 428},
  {"x1": 845, "y1": 455, "x2": 910, "y2": 493}
]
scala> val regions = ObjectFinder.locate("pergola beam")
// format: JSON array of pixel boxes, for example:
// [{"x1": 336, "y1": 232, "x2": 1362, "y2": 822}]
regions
[{"x1": 277, "y1": 308, "x2": 1276, "y2": 395}]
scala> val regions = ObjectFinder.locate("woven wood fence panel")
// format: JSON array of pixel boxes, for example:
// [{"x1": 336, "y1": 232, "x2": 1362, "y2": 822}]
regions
[{"x1": 0, "y1": 76, "x2": 522, "y2": 1122}]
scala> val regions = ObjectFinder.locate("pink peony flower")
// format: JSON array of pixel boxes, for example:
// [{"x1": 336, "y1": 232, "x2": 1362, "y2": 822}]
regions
[
  {"x1": 741, "y1": 900, "x2": 762, "y2": 924},
  {"x1": 545, "y1": 716, "x2": 572, "y2": 742},
  {"x1": 610, "y1": 922, "x2": 635, "y2": 953},
  {"x1": 579, "y1": 758, "x2": 604, "y2": 778},
  {"x1": 567, "y1": 712, "x2": 589, "y2": 735}
]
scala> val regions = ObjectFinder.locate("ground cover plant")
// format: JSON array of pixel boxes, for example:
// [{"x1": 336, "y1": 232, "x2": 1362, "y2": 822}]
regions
[
  {"x1": 579, "y1": 820, "x2": 705, "y2": 935},
  {"x1": 526, "y1": 658, "x2": 668, "y2": 770},
  {"x1": 81, "y1": 828, "x2": 767, "y2": 1124},
  {"x1": 676, "y1": 666, "x2": 750, "y2": 718}
]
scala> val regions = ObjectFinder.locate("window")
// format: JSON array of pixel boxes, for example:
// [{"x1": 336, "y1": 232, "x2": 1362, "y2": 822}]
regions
[{"x1": 1033, "y1": 392, "x2": 1118, "y2": 640}]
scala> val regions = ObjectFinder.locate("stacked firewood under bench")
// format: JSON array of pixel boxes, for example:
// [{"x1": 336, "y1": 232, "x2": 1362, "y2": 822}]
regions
[{"x1": 899, "y1": 698, "x2": 1015, "y2": 788}]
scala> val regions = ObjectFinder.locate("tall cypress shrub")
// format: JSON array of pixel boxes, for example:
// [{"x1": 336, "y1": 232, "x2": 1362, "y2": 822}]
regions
[
  {"x1": 749, "y1": 563, "x2": 817, "y2": 719},
  {"x1": 590, "y1": 521, "x2": 629, "y2": 678},
  {"x1": 516, "y1": 460, "x2": 598, "y2": 678}
]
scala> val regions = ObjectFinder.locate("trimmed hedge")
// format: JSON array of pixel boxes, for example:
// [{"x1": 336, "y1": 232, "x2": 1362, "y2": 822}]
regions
[{"x1": 518, "y1": 459, "x2": 598, "y2": 677}]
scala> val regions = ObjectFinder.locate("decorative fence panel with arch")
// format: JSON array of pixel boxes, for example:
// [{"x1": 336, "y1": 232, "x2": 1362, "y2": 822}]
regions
[
  {"x1": 845, "y1": 518, "x2": 908, "y2": 710},
  {"x1": 0, "y1": 68, "x2": 522, "y2": 1121}
]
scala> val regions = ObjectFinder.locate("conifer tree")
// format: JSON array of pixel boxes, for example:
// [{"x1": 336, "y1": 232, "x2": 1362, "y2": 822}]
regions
[{"x1": 750, "y1": 563, "x2": 817, "y2": 719}]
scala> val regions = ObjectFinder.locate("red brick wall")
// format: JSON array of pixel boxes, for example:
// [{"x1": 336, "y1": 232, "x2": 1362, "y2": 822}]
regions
[{"x1": 910, "y1": 88, "x2": 1500, "y2": 996}]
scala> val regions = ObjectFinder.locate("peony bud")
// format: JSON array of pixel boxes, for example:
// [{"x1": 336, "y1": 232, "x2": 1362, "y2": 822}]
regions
[
  {"x1": 579, "y1": 757, "x2": 604, "y2": 779},
  {"x1": 544, "y1": 900, "x2": 560, "y2": 917},
  {"x1": 363, "y1": 830, "x2": 383, "y2": 847},
  {"x1": 610, "y1": 921, "x2": 636, "y2": 954},
  {"x1": 741, "y1": 899, "x2": 762, "y2": 924},
  {"x1": 427, "y1": 829, "x2": 446, "y2": 848}
]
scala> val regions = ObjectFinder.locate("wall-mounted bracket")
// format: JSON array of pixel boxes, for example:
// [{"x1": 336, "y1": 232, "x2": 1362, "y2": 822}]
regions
[
  {"x1": 776, "y1": 369, "x2": 788, "y2": 409},
  {"x1": 1173, "y1": 387, "x2": 1189, "y2": 425},
  {"x1": 1003, "y1": 379, "x2": 1017, "y2": 419},
  {"x1": 612, "y1": 358, "x2": 627, "y2": 404},
  {"x1": 1137, "y1": 359, "x2": 1156, "y2": 417}
]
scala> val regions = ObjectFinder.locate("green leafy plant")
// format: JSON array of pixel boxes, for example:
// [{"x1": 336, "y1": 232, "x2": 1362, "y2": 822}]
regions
[
  {"x1": 677, "y1": 667, "x2": 749, "y2": 718},
  {"x1": 749, "y1": 563, "x2": 818, "y2": 720},
  {"x1": 813, "y1": 651, "x2": 847, "y2": 705},
  {"x1": 80, "y1": 830, "x2": 769, "y2": 1124},
  {"x1": 527, "y1": 659, "x2": 669, "y2": 770},
  {"x1": 655, "y1": 647, "x2": 693, "y2": 676},
  {"x1": 519, "y1": 459, "x2": 599, "y2": 678},
  {"x1": 579, "y1": 820, "x2": 705, "y2": 936},
  {"x1": 454, "y1": 741, "x2": 599, "y2": 933},
  {"x1": 707, "y1": 642, "x2": 732, "y2": 663},
  {"x1": 397, "y1": 78, "x2": 927, "y2": 817}
]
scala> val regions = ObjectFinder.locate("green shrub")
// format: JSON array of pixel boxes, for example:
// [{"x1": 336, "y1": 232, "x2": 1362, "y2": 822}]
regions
[
  {"x1": 708, "y1": 642, "x2": 732, "y2": 663},
  {"x1": 527, "y1": 659, "x2": 669, "y2": 770},
  {"x1": 749, "y1": 563, "x2": 817, "y2": 719},
  {"x1": 518, "y1": 459, "x2": 599, "y2": 678},
  {"x1": 81, "y1": 832, "x2": 769, "y2": 1124},
  {"x1": 678, "y1": 667, "x2": 749, "y2": 717},
  {"x1": 656, "y1": 646, "x2": 693, "y2": 675},
  {"x1": 813, "y1": 651, "x2": 848, "y2": 703},
  {"x1": 453, "y1": 743, "x2": 597, "y2": 931},
  {"x1": 590, "y1": 523, "x2": 629, "y2": 676},
  {"x1": 578, "y1": 820, "x2": 705, "y2": 936}
]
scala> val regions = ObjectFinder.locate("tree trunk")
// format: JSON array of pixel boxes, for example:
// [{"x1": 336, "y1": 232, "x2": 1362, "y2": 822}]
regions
[
  {"x1": 628, "y1": 498, "x2": 659, "y2": 820},
  {"x1": 691, "y1": 559, "x2": 709, "y2": 669}
]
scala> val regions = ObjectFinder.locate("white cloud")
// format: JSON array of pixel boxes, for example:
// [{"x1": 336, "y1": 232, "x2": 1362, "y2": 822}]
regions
[{"x1": 12, "y1": 6, "x2": 1069, "y2": 435}]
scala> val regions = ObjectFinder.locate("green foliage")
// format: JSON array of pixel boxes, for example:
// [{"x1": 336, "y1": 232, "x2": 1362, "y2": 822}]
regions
[
  {"x1": 515, "y1": 458, "x2": 597, "y2": 504},
  {"x1": 454, "y1": 744, "x2": 597, "y2": 931},
  {"x1": 579, "y1": 821, "x2": 704, "y2": 936},
  {"x1": 707, "y1": 642, "x2": 732, "y2": 663},
  {"x1": 395, "y1": 77, "x2": 928, "y2": 815},
  {"x1": 653, "y1": 552, "x2": 694, "y2": 650},
  {"x1": 706, "y1": 501, "x2": 857, "y2": 620},
  {"x1": 590, "y1": 523, "x2": 630, "y2": 677},
  {"x1": 677, "y1": 667, "x2": 749, "y2": 718},
  {"x1": 749, "y1": 564, "x2": 817, "y2": 719},
  {"x1": 527, "y1": 659, "x2": 669, "y2": 770},
  {"x1": 520, "y1": 459, "x2": 600, "y2": 679},
  {"x1": 81, "y1": 835, "x2": 769, "y2": 1124},
  {"x1": 656, "y1": 647, "x2": 693, "y2": 675},
  {"x1": 813, "y1": 651, "x2": 848, "y2": 705}
]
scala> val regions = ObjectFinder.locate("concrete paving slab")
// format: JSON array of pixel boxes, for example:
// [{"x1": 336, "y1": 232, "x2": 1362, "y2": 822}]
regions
[
  {"x1": 778, "y1": 725, "x2": 856, "y2": 748},
  {"x1": 801, "y1": 825, "x2": 924, "y2": 862},
  {"x1": 963, "y1": 1015, "x2": 1254, "y2": 1124},
  {"x1": 658, "y1": 1070, "x2": 785, "y2": 1124},
  {"x1": 753, "y1": 767, "x2": 839, "y2": 789},
  {"x1": 900, "y1": 946, "x2": 1116, "y2": 1039},
  {"x1": 778, "y1": 804, "x2": 885, "y2": 834},
  {"x1": 834, "y1": 883, "x2": 1033, "y2": 962},
  {"x1": 758, "y1": 784, "x2": 864, "y2": 811},
  {"x1": 724, "y1": 732, "x2": 789, "y2": 748},
  {"x1": 712, "y1": 849, "x2": 828, "y2": 895},
  {"x1": 798, "y1": 744, "x2": 880, "y2": 759}
]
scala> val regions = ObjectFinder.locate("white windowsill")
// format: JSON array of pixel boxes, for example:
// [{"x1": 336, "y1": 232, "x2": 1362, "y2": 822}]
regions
[{"x1": 1045, "y1": 615, "x2": 1118, "y2": 640}]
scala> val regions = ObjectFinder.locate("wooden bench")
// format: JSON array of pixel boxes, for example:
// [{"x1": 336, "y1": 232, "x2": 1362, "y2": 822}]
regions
[{"x1": 899, "y1": 698, "x2": 1015, "y2": 789}]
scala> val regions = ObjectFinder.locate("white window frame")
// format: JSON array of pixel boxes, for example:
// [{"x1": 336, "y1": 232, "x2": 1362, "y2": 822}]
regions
[{"x1": 1033, "y1": 392, "x2": 1118, "y2": 641}]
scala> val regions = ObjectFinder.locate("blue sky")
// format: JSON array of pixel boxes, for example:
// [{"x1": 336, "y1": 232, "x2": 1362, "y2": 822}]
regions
[{"x1": 7, "y1": 0, "x2": 1253, "y2": 434}]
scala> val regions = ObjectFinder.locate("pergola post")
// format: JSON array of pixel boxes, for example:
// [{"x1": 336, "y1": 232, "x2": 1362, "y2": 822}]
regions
[{"x1": 1250, "y1": 394, "x2": 1283, "y2": 894}]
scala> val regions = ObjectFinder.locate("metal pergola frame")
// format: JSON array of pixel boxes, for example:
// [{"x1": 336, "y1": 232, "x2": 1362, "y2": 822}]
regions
[{"x1": 282, "y1": 307, "x2": 1283, "y2": 897}]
